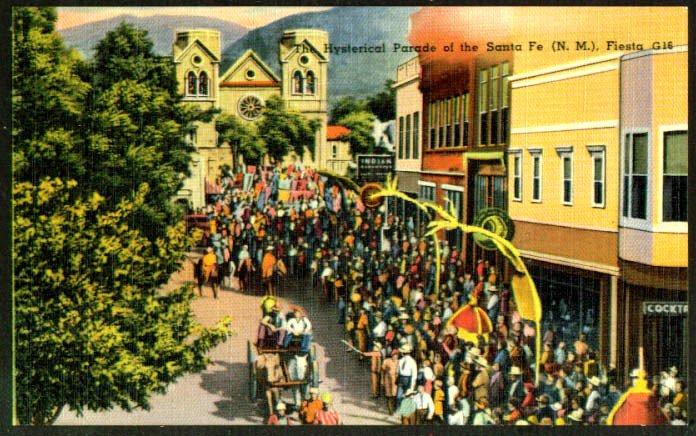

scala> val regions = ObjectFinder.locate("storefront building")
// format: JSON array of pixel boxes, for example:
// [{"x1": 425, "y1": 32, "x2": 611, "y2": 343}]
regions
[
  {"x1": 617, "y1": 47, "x2": 688, "y2": 379},
  {"x1": 391, "y1": 56, "x2": 423, "y2": 229},
  {"x1": 507, "y1": 51, "x2": 623, "y2": 369}
]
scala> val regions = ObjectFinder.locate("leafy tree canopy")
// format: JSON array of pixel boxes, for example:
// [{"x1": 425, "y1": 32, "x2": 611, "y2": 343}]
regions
[
  {"x1": 329, "y1": 96, "x2": 368, "y2": 124},
  {"x1": 366, "y1": 79, "x2": 396, "y2": 122},
  {"x1": 215, "y1": 113, "x2": 265, "y2": 167},
  {"x1": 14, "y1": 178, "x2": 230, "y2": 424},
  {"x1": 336, "y1": 110, "x2": 376, "y2": 156},
  {"x1": 257, "y1": 95, "x2": 319, "y2": 163}
]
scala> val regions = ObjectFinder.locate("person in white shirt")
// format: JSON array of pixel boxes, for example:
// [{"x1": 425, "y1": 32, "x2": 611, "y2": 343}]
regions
[
  {"x1": 413, "y1": 384, "x2": 435, "y2": 424},
  {"x1": 585, "y1": 376, "x2": 602, "y2": 413},
  {"x1": 372, "y1": 312, "x2": 387, "y2": 340},
  {"x1": 446, "y1": 377, "x2": 460, "y2": 409},
  {"x1": 283, "y1": 307, "x2": 312, "y2": 353},
  {"x1": 397, "y1": 344, "x2": 418, "y2": 407}
]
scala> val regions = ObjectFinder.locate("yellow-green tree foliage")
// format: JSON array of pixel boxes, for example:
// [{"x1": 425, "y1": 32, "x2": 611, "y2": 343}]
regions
[{"x1": 12, "y1": 8, "x2": 230, "y2": 424}]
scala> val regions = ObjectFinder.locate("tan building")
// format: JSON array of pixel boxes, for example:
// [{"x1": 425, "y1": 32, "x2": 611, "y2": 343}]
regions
[
  {"x1": 392, "y1": 56, "x2": 423, "y2": 227},
  {"x1": 323, "y1": 125, "x2": 352, "y2": 175},
  {"x1": 172, "y1": 28, "x2": 330, "y2": 209}
]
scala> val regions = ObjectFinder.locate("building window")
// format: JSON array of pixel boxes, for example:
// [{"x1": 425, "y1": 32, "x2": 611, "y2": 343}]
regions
[
  {"x1": 419, "y1": 183, "x2": 436, "y2": 225},
  {"x1": 428, "y1": 103, "x2": 436, "y2": 149},
  {"x1": 187, "y1": 71, "x2": 197, "y2": 96},
  {"x1": 405, "y1": 114, "x2": 412, "y2": 159},
  {"x1": 413, "y1": 111, "x2": 420, "y2": 159},
  {"x1": 332, "y1": 144, "x2": 337, "y2": 159},
  {"x1": 490, "y1": 66, "x2": 499, "y2": 145},
  {"x1": 444, "y1": 188, "x2": 464, "y2": 251},
  {"x1": 453, "y1": 96, "x2": 461, "y2": 147},
  {"x1": 512, "y1": 153, "x2": 522, "y2": 201},
  {"x1": 561, "y1": 153, "x2": 573, "y2": 205},
  {"x1": 398, "y1": 116, "x2": 404, "y2": 159},
  {"x1": 479, "y1": 69, "x2": 488, "y2": 145},
  {"x1": 463, "y1": 93, "x2": 470, "y2": 146},
  {"x1": 532, "y1": 152, "x2": 542, "y2": 202},
  {"x1": 445, "y1": 98, "x2": 452, "y2": 147},
  {"x1": 238, "y1": 95, "x2": 263, "y2": 120},
  {"x1": 663, "y1": 130, "x2": 687, "y2": 221},
  {"x1": 293, "y1": 71, "x2": 304, "y2": 94},
  {"x1": 198, "y1": 71, "x2": 209, "y2": 96},
  {"x1": 588, "y1": 146, "x2": 605, "y2": 208},
  {"x1": 501, "y1": 62, "x2": 510, "y2": 144},
  {"x1": 623, "y1": 132, "x2": 648, "y2": 219},
  {"x1": 305, "y1": 71, "x2": 316, "y2": 94}
]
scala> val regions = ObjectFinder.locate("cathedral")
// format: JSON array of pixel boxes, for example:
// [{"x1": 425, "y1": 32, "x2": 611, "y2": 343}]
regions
[{"x1": 172, "y1": 28, "x2": 340, "y2": 209}]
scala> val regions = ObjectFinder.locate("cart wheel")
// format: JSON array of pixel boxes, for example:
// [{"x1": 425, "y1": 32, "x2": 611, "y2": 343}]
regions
[{"x1": 247, "y1": 340, "x2": 257, "y2": 402}]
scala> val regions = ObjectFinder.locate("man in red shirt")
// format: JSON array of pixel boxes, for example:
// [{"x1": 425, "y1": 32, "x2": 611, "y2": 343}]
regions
[{"x1": 314, "y1": 393, "x2": 341, "y2": 425}]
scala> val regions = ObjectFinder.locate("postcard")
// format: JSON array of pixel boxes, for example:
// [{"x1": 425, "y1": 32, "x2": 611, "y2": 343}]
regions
[{"x1": 11, "y1": 5, "x2": 688, "y2": 427}]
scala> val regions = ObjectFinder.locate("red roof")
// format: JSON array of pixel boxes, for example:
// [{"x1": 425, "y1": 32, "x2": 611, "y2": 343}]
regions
[
  {"x1": 327, "y1": 125, "x2": 351, "y2": 140},
  {"x1": 220, "y1": 81, "x2": 280, "y2": 88}
]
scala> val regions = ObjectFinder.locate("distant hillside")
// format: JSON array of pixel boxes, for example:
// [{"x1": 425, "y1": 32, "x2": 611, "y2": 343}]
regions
[
  {"x1": 59, "y1": 14, "x2": 248, "y2": 58},
  {"x1": 222, "y1": 7, "x2": 418, "y2": 107}
]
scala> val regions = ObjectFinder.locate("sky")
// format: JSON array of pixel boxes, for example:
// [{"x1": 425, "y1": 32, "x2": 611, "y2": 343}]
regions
[{"x1": 56, "y1": 7, "x2": 333, "y2": 30}]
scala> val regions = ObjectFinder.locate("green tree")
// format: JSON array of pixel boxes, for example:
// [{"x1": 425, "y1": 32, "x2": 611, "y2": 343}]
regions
[
  {"x1": 215, "y1": 113, "x2": 265, "y2": 169},
  {"x1": 81, "y1": 22, "x2": 217, "y2": 241},
  {"x1": 336, "y1": 110, "x2": 376, "y2": 156},
  {"x1": 366, "y1": 79, "x2": 396, "y2": 122},
  {"x1": 14, "y1": 179, "x2": 230, "y2": 424},
  {"x1": 257, "y1": 95, "x2": 319, "y2": 163},
  {"x1": 329, "y1": 96, "x2": 368, "y2": 123},
  {"x1": 11, "y1": 7, "x2": 90, "y2": 183},
  {"x1": 12, "y1": 8, "x2": 231, "y2": 424}
]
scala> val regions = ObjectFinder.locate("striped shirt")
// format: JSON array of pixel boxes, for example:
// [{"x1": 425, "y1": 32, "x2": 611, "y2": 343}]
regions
[{"x1": 314, "y1": 409, "x2": 341, "y2": 425}]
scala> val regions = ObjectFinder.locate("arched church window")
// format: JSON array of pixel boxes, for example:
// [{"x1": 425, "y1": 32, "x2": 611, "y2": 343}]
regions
[
  {"x1": 293, "y1": 71, "x2": 304, "y2": 94},
  {"x1": 187, "y1": 71, "x2": 198, "y2": 96},
  {"x1": 305, "y1": 71, "x2": 316, "y2": 95},
  {"x1": 198, "y1": 72, "x2": 209, "y2": 96}
]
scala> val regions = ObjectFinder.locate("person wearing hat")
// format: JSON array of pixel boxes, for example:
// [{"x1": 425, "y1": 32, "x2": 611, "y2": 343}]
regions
[
  {"x1": 359, "y1": 342, "x2": 383, "y2": 399},
  {"x1": 508, "y1": 366, "x2": 526, "y2": 404},
  {"x1": 299, "y1": 387, "x2": 323, "y2": 424},
  {"x1": 396, "y1": 344, "x2": 417, "y2": 408},
  {"x1": 396, "y1": 389, "x2": 418, "y2": 425},
  {"x1": 567, "y1": 408, "x2": 584, "y2": 424},
  {"x1": 314, "y1": 392, "x2": 341, "y2": 425},
  {"x1": 267, "y1": 401, "x2": 294, "y2": 425},
  {"x1": 471, "y1": 356, "x2": 490, "y2": 403},
  {"x1": 283, "y1": 306, "x2": 313, "y2": 353},
  {"x1": 261, "y1": 245, "x2": 278, "y2": 296},
  {"x1": 381, "y1": 348, "x2": 399, "y2": 414},
  {"x1": 584, "y1": 376, "x2": 602, "y2": 413}
]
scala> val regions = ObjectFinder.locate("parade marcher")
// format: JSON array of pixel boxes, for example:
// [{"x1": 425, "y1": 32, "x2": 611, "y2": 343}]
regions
[
  {"x1": 413, "y1": 383, "x2": 435, "y2": 424},
  {"x1": 397, "y1": 344, "x2": 418, "y2": 407},
  {"x1": 382, "y1": 349, "x2": 399, "y2": 414},
  {"x1": 267, "y1": 401, "x2": 294, "y2": 425},
  {"x1": 314, "y1": 393, "x2": 341, "y2": 425},
  {"x1": 299, "y1": 387, "x2": 323, "y2": 424},
  {"x1": 396, "y1": 389, "x2": 417, "y2": 425},
  {"x1": 360, "y1": 342, "x2": 383, "y2": 398}
]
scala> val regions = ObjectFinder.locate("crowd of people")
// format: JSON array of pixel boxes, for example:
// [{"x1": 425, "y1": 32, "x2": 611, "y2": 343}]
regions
[{"x1": 196, "y1": 164, "x2": 688, "y2": 426}]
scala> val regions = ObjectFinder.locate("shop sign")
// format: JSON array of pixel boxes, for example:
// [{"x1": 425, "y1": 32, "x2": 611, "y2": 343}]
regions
[
  {"x1": 643, "y1": 301, "x2": 688, "y2": 315},
  {"x1": 356, "y1": 154, "x2": 394, "y2": 184}
]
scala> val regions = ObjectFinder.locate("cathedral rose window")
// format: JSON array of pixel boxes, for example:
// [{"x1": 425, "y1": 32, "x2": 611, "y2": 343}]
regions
[{"x1": 238, "y1": 95, "x2": 263, "y2": 120}]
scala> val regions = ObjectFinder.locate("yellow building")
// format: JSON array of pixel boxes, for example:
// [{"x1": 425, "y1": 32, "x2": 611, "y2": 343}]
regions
[
  {"x1": 324, "y1": 125, "x2": 352, "y2": 175},
  {"x1": 508, "y1": 22, "x2": 687, "y2": 380},
  {"x1": 172, "y1": 28, "x2": 330, "y2": 209}
]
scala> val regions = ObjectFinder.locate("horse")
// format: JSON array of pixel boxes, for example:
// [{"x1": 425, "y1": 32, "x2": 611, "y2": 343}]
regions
[
  {"x1": 194, "y1": 257, "x2": 220, "y2": 298},
  {"x1": 256, "y1": 353, "x2": 283, "y2": 416},
  {"x1": 288, "y1": 354, "x2": 309, "y2": 407}
]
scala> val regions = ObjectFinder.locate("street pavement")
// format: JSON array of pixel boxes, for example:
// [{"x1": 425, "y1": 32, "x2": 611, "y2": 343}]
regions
[{"x1": 56, "y1": 257, "x2": 400, "y2": 425}]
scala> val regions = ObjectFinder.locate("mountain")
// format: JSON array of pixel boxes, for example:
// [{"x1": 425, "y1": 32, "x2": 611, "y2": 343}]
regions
[
  {"x1": 59, "y1": 14, "x2": 248, "y2": 58},
  {"x1": 221, "y1": 7, "x2": 418, "y2": 108}
]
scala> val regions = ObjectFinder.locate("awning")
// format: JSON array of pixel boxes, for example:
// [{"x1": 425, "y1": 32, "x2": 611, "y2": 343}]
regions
[{"x1": 464, "y1": 151, "x2": 506, "y2": 173}]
